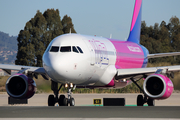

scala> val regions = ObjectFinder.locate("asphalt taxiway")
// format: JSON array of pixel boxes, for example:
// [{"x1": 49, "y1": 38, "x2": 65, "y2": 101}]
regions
[
  {"x1": 0, "y1": 106, "x2": 180, "y2": 118},
  {"x1": 0, "y1": 93, "x2": 180, "y2": 118}
]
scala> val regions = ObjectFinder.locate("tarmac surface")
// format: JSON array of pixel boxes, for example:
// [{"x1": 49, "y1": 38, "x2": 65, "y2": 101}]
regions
[
  {"x1": 0, "y1": 106, "x2": 180, "y2": 118},
  {"x1": 0, "y1": 93, "x2": 180, "y2": 119},
  {"x1": 0, "y1": 93, "x2": 180, "y2": 106}
]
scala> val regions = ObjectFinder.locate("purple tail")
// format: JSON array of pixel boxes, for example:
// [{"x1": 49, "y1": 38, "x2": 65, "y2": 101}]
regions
[{"x1": 127, "y1": 0, "x2": 142, "y2": 44}]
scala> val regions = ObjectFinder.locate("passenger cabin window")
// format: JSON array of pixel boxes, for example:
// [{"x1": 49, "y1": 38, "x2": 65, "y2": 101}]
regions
[
  {"x1": 73, "y1": 46, "x2": 79, "y2": 53},
  {"x1": 77, "y1": 46, "x2": 83, "y2": 53},
  {"x1": 50, "y1": 46, "x2": 59, "y2": 52},
  {"x1": 60, "y1": 46, "x2": 71, "y2": 52}
]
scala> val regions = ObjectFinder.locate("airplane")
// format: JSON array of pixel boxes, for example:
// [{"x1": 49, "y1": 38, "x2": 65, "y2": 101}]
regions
[{"x1": 1, "y1": 0, "x2": 180, "y2": 106}]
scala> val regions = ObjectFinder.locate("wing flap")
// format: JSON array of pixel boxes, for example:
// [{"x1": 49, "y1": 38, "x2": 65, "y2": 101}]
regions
[{"x1": 2, "y1": 69, "x2": 11, "y2": 75}]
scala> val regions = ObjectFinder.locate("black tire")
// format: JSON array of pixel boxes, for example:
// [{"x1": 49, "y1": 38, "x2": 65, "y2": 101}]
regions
[
  {"x1": 63, "y1": 98, "x2": 68, "y2": 106},
  {"x1": 58, "y1": 95, "x2": 65, "y2": 106},
  {"x1": 70, "y1": 97, "x2": 75, "y2": 106},
  {"x1": 147, "y1": 98, "x2": 155, "y2": 106},
  {"x1": 137, "y1": 94, "x2": 144, "y2": 106},
  {"x1": 48, "y1": 94, "x2": 55, "y2": 106}
]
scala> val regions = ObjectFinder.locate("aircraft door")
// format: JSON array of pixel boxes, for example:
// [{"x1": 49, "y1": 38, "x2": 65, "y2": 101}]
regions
[{"x1": 83, "y1": 39, "x2": 95, "y2": 66}]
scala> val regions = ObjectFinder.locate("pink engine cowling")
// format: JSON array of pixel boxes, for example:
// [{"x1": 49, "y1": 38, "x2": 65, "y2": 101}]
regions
[
  {"x1": 6, "y1": 74, "x2": 36, "y2": 99},
  {"x1": 143, "y1": 74, "x2": 174, "y2": 99}
]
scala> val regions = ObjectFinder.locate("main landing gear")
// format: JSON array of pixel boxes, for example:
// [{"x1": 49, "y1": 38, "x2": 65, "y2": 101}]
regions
[
  {"x1": 130, "y1": 78, "x2": 155, "y2": 106},
  {"x1": 48, "y1": 80, "x2": 75, "y2": 106},
  {"x1": 137, "y1": 94, "x2": 155, "y2": 106}
]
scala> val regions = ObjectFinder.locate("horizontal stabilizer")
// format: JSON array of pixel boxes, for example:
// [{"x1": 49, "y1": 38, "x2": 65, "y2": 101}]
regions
[{"x1": 148, "y1": 52, "x2": 180, "y2": 58}]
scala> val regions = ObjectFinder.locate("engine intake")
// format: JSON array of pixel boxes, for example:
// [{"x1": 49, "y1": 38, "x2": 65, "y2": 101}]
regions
[
  {"x1": 143, "y1": 74, "x2": 174, "y2": 99},
  {"x1": 6, "y1": 74, "x2": 36, "y2": 99}
]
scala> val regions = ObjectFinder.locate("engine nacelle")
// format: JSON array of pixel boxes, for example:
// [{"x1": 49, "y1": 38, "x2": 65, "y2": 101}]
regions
[
  {"x1": 143, "y1": 74, "x2": 174, "y2": 99},
  {"x1": 6, "y1": 74, "x2": 36, "y2": 99}
]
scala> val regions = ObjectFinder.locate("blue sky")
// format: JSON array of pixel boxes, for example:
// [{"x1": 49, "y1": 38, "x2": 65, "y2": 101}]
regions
[{"x1": 0, "y1": 0, "x2": 180, "y2": 40}]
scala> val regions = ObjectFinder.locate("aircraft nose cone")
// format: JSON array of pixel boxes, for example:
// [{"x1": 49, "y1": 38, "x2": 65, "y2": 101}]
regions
[
  {"x1": 48, "y1": 55, "x2": 68, "y2": 80},
  {"x1": 43, "y1": 53, "x2": 63, "y2": 80},
  {"x1": 43, "y1": 52, "x2": 81, "y2": 83}
]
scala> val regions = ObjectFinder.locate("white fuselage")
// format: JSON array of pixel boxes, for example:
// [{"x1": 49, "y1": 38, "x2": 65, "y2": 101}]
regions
[{"x1": 42, "y1": 34, "x2": 117, "y2": 87}]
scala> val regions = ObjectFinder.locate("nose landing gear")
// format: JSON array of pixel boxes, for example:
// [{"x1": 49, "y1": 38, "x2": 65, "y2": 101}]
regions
[
  {"x1": 48, "y1": 80, "x2": 75, "y2": 106},
  {"x1": 67, "y1": 88, "x2": 75, "y2": 106}
]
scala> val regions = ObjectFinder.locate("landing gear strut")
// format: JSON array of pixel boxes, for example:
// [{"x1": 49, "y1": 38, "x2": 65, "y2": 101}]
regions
[
  {"x1": 48, "y1": 80, "x2": 75, "y2": 106},
  {"x1": 68, "y1": 88, "x2": 75, "y2": 106},
  {"x1": 130, "y1": 78, "x2": 155, "y2": 106}
]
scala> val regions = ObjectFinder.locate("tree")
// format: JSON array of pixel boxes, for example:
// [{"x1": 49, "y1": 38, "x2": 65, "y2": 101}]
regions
[
  {"x1": 16, "y1": 30, "x2": 35, "y2": 66},
  {"x1": 168, "y1": 16, "x2": 180, "y2": 35},
  {"x1": 168, "y1": 16, "x2": 180, "y2": 64},
  {"x1": 140, "y1": 18, "x2": 176, "y2": 64},
  {"x1": 15, "y1": 9, "x2": 64, "y2": 67},
  {"x1": 169, "y1": 16, "x2": 180, "y2": 50},
  {"x1": 62, "y1": 15, "x2": 76, "y2": 34}
]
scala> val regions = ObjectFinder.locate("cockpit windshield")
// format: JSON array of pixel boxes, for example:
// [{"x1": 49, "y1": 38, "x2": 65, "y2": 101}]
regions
[
  {"x1": 50, "y1": 46, "x2": 59, "y2": 52},
  {"x1": 60, "y1": 46, "x2": 71, "y2": 52},
  {"x1": 77, "y1": 46, "x2": 83, "y2": 53},
  {"x1": 73, "y1": 46, "x2": 79, "y2": 53},
  {"x1": 49, "y1": 45, "x2": 83, "y2": 53}
]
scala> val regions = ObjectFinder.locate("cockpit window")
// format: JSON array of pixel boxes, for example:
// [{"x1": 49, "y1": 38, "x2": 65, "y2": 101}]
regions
[
  {"x1": 77, "y1": 46, "x2": 83, "y2": 53},
  {"x1": 50, "y1": 46, "x2": 59, "y2": 52},
  {"x1": 60, "y1": 46, "x2": 71, "y2": 52},
  {"x1": 73, "y1": 46, "x2": 79, "y2": 53}
]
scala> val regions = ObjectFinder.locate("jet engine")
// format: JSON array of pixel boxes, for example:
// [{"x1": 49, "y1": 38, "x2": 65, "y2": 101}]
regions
[
  {"x1": 6, "y1": 73, "x2": 36, "y2": 99},
  {"x1": 143, "y1": 74, "x2": 174, "y2": 99}
]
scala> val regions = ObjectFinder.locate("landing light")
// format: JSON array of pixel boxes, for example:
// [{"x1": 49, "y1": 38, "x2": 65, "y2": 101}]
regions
[
  {"x1": 65, "y1": 83, "x2": 73, "y2": 88},
  {"x1": 70, "y1": 83, "x2": 73, "y2": 88},
  {"x1": 123, "y1": 79, "x2": 126, "y2": 82},
  {"x1": 65, "y1": 84, "x2": 68, "y2": 88}
]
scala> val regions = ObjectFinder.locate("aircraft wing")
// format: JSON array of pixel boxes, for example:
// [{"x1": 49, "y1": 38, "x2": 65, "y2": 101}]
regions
[
  {"x1": 116, "y1": 65, "x2": 180, "y2": 80},
  {"x1": 0, "y1": 64, "x2": 49, "y2": 80},
  {"x1": 148, "y1": 52, "x2": 180, "y2": 58}
]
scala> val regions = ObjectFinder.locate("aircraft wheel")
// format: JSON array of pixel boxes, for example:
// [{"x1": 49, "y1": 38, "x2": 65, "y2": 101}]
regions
[
  {"x1": 147, "y1": 98, "x2": 155, "y2": 106},
  {"x1": 70, "y1": 97, "x2": 75, "y2": 106},
  {"x1": 48, "y1": 94, "x2": 55, "y2": 106},
  {"x1": 137, "y1": 94, "x2": 144, "y2": 106},
  {"x1": 63, "y1": 98, "x2": 68, "y2": 106},
  {"x1": 58, "y1": 95, "x2": 65, "y2": 106}
]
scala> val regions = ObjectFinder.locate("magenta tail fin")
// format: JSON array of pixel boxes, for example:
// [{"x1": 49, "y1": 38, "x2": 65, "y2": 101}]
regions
[{"x1": 127, "y1": 0, "x2": 142, "y2": 44}]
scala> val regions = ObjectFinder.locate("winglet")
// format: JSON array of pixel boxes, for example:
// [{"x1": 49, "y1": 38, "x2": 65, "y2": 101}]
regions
[{"x1": 127, "y1": 0, "x2": 142, "y2": 44}]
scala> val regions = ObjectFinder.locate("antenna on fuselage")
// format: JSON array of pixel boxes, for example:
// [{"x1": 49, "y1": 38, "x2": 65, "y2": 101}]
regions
[
  {"x1": 69, "y1": 28, "x2": 71, "y2": 34},
  {"x1": 110, "y1": 34, "x2": 112, "y2": 39}
]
